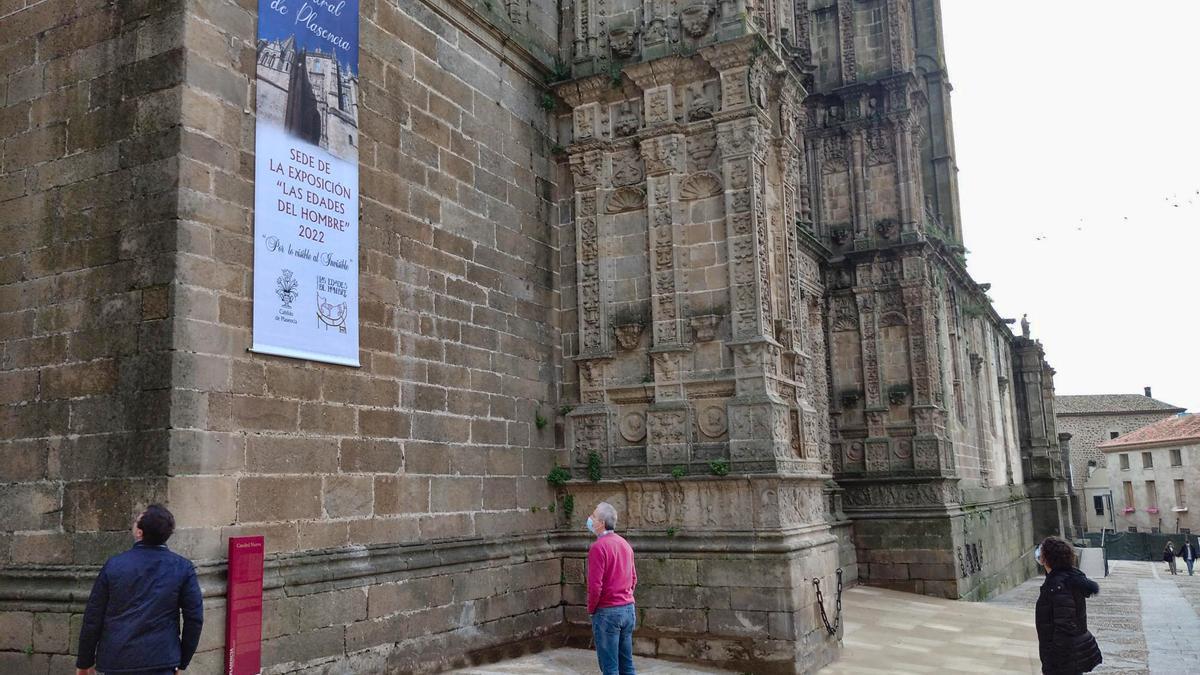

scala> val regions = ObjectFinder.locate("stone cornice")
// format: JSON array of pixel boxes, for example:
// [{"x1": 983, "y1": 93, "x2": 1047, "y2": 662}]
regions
[{"x1": 0, "y1": 522, "x2": 849, "y2": 609}]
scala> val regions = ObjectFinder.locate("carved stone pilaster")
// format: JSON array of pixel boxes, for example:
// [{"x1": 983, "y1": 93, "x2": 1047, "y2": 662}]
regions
[
  {"x1": 837, "y1": 0, "x2": 857, "y2": 85},
  {"x1": 718, "y1": 116, "x2": 772, "y2": 342},
  {"x1": 568, "y1": 401, "x2": 611, "y2": 475},
  {"x1": 854, "y1": 288, "x2": 881, "y2": 409},
  {"x1": 640, "y1": 133, "x2": 687, "y2": 352},
  {"x1": 572, "y1": 149, "x2": 610, "y2": 357}
]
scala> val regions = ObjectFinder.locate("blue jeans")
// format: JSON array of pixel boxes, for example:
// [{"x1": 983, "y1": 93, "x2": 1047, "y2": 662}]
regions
[
  {"x1": 592, "y1": 603, "x2": 636, "y2": 675},
  {"x1": 1187, "y1": 558, "x2": 1195, "y2": 575}
]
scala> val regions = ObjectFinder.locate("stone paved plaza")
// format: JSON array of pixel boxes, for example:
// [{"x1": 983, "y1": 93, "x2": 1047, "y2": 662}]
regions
[
  {"x1": 458, "y1": 560, "x2": 1200, "y2": 674},
  {"x1": 990, "y1": 560, "x2": 1200, "y2": 674},
  {"x1": 456, "y1": 584, "x2": 1041, "y2": 674}
]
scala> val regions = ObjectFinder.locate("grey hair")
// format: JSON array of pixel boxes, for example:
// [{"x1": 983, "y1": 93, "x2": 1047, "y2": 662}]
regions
[{"x1": 596, "y1": 502, "x2": 618, "y2": 531}]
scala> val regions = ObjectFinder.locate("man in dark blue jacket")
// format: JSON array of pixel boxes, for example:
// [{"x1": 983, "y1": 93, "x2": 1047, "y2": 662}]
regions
[{"x1": 76, "y1": 504, "x2": 204, "y2": 675}]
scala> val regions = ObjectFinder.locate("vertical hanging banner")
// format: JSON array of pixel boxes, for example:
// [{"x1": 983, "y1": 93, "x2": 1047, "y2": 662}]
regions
[
  {"x1": 225, "y1": 535, "x2": 265, "y2": 675},
  {"x1": 252, "y1": 0, "x2": 360, "y2": 366}
]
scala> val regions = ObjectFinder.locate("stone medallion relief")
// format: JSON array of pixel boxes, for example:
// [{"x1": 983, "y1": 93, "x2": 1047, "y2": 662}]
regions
[{"x1": 697, "y1": 402, "x2": 729, "y2": 438}]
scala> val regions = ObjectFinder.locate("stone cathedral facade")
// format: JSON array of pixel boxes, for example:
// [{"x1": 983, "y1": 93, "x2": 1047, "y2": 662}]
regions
[{"x1": 0, "y1": 1, "x2": 1069, "y2": 674}]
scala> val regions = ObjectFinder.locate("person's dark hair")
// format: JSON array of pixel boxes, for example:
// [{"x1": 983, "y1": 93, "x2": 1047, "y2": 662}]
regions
[
  {"x1": 137, "y1": 504, "x2": 176, "y2": 545},
  {"x1": 1039, "y1": 536, "x2": 1076, "y2": 570}
]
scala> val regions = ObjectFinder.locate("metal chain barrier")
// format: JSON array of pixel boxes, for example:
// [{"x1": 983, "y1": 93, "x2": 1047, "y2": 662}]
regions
[{"x1": 813, "y1": 568, "x2": 844, "y2": 636}]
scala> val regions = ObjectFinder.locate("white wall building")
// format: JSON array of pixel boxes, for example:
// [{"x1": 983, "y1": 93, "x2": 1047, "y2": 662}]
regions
[{"x1": 1099, "y1": 413, "x2": 1200, "y2": 534}]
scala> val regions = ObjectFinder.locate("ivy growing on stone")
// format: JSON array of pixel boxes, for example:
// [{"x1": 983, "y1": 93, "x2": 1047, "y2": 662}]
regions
[
  {"x1": 547, "y1": 466, "x2": 571, "y2": 486},
  {"x1": 562, "y1": 494, "x2": 575, "y2": 522}
]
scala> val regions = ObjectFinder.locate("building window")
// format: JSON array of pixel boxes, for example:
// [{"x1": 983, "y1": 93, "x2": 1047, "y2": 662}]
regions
[
  {"x1": 1120, "y1": 454, "x2": 1130, "y2": 470},
  {"x1": 1123, "y1": 481, "x2": 1135, "y2": 507},
  {"x1": 1147, "y1": 480, "x2": 1158, "y2": 506},
  {"x1": 1142, "y1": 452, "x2": 1153, "y2": 469},
  {"x1": 1109, "y1": 431, "x2": 1120, "y2": 439},
  {"x1": 1128, "y1": 526, "x2": 1138, "y2": 533},
  {"x1": 1170, "y1": 448, "x2": 1182, "y2": 466},
  {"x1": 1093, "y1": 495, "x2": 1105, "y2": 516},
  {"x1": 1176, "y1": 480, "x2": 1186, "y2": 508}
]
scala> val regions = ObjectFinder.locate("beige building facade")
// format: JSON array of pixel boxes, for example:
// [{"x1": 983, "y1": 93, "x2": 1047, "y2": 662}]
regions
[
  {"x1": 0, "y1": 1, "x2": 1068, "y2": 673},
  {"x1": 1100, "y1": 414, "x2": 1200, "y2": 534}
]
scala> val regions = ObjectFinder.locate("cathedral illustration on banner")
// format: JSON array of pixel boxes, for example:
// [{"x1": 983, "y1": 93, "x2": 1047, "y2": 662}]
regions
[{"x1": 256, "y1": 34, "x2": 360, "y2": 163}]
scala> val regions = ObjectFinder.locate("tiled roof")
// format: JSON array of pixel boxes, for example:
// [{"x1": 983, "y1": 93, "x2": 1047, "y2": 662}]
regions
[
  {"x1": 1055, "y1": 394, "x2": 1186, "y2": 415},
  {"x1": 1098, "y1": 413, "x2": 1200, "y2": 450}
]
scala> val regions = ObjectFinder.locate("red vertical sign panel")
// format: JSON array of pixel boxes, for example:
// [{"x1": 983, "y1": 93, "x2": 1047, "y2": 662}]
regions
[{"x1": 225, "y1": 536, "x2": 265, "y2": 675}]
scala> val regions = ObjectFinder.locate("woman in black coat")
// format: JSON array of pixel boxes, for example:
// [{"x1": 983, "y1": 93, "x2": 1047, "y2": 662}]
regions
[
  {"x1": 1035, "y1": 536, "x2": 1102, "y2": 675},
  {"x1": 1163, "y1": 541, "x2": 1178, "y2": 575}
]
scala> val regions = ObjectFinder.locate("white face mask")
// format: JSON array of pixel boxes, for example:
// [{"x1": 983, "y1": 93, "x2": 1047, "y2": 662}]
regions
[{"x1": 586, "y1": 516, "x2": 595, "y2": 534}]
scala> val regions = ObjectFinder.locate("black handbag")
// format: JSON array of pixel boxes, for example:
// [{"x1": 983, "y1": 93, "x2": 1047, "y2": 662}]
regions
[{"x1": 1072, "y1": 629, "x2": 1102, "y2": 672}]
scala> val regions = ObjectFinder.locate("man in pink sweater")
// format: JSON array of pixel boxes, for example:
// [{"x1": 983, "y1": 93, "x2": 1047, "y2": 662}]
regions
[{"x1": 586, "y1": 501, "x2": 638, "y2": 675}]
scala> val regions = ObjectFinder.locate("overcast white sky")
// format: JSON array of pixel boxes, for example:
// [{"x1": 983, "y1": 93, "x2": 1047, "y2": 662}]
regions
[{"x1": 941, "y1": 1, "x2": 1200, "y2": 412}]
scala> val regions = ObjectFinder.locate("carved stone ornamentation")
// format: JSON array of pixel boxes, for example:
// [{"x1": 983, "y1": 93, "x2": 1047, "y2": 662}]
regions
[
  {"x1": 686, "y1": 83, "x2": 715, "y2": 121},
  {"x1": 866, "y1": 126, "x2": 895, "y2": 165},
  {"x1": 613, "y1": 101, "x2": 640, "y2": 137},
  {"x1": 689, "y1": 314, "x2": 722, "y2": 342},
  {"x1": 606, "y1": 186, "x2": 646, "y2": 213},
  {"x1": 614, "y1": 323, "x2": 644, "y2": 351},
  {"x1": 619, "y1": 410, "x2": 647, "y2": 442},
  {"x1": 608, "y1": 27, "x2": 637, "y2": 59},
  {"x1": 679, "y1": 171, "x2": 723, "y2": 200},
  {"x1": 874, "y1": 219, "x2": 899, "y2": 240},
  {"x1": 831, "y1": 295, "x2": 858, "y2": 332},
  {"x1": 569, "y1": 151, "x2": 603, "y2": 189},
  {"x1": 611, "y1": 151, "x2": 644, "y2": 186},
  {"x1": 822, "y1": 135, "x2": 848, "y2": 174},
  {"x1": 697, "y1": 403, "x2": 728, "y2": 438},
  {"x1": 648, "y1": 410, "x2": 687, "y2": 445},
  {"x1": 680, "y1": 3, "x2": 715, "y2": 38},
  {"x1": 843, "y1": 482, "x2": 957, "y2": 508},
  {"x1": 640, "y1": 135, "x2": 683, "y2": 175},
  {"x1": 573, "y1": 104, "x2": 599, "y2": 141},
  {"x1": 645, "y1": 86, "x2": 672, "y2": 126}
]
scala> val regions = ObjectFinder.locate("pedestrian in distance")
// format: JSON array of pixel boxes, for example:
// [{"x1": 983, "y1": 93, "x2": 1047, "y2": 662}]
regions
[
  {"x1": 1163, "y1": 541, "x2": 1178, "y2": 575},
  {"x1": 586, "y1": 501, "x2": 638, "y2": 675},
  {"x1": 1035, "y1": 536, "x2": 1102, "y2": 675},
  {"x1": 76, "y1": 504, "x2": 204, "y2": 675},
  {"x1": 1181, "y1": 538, "x2": 1197, "y2": 576}
]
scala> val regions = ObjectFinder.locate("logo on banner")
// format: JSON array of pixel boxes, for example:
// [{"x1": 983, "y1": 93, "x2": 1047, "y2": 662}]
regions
[
  {"x1": 275, "y1": 269, "x2": 299, "y2": 307},
  {"x1": 317, "y1": 275, "x2": 348, "y2": 333}
]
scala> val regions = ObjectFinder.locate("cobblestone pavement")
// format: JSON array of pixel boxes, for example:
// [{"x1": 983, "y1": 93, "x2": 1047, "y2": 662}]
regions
[{"x1": 990, "y1": 559, "x2": 1200, "y2": 674}]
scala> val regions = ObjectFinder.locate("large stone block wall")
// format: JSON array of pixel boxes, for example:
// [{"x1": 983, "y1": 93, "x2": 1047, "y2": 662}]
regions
[
  {"x1": 1, "y1": 0, "x2": 569, "y2": 671},
  {"x1": 0, "y1": 0, "x2": 185, "y2": 566},
  {"x1": 851, "y1": 488, "x2": 1035, "y2": 599}
]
